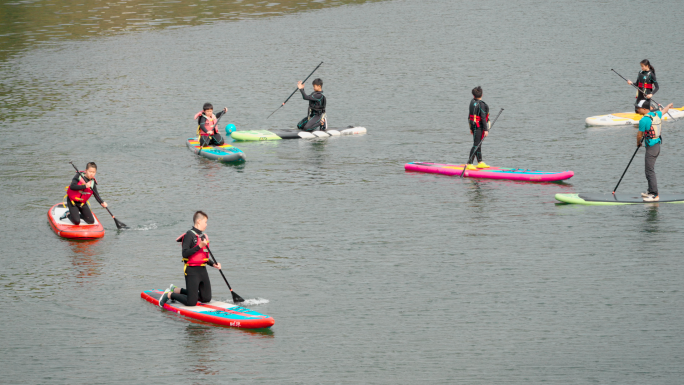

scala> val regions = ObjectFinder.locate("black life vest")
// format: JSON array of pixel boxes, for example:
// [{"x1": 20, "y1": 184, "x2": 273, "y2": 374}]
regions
[
  {"x1": 308, "y1": 92, "x2": 326, "y2": 116},
  {"x1": 468, "y1": 100, "x2": 489, "y2": 129}
]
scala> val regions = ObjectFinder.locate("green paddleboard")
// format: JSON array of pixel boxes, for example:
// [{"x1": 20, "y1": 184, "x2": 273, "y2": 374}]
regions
[
  {"x1": 555, "y1": 193, "x2": 684, "y2": 205},
  {"x1": 231, "y1": 130, "x2": 282, "y2": 141}
]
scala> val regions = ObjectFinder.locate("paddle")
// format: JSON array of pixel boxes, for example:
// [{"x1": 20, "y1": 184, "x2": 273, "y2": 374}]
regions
[
  {"x1": 205, "y1": 245, "x2": 245, "y2": 304},
  {"x1": 198, "y1": 110, "x2": 226, "y2": 156},
  {"x1": 68, "y1": 162, "x2": 128, "y2": 229},
  {"x1": 611, "y1": 69, "x2": 675, "y2": 121},
  {"x1": 459, "y1": 108, "x2": 504, "y2": 178},
  {"x1": 612, "y1": 136, "x2": 645, "y2": 194},
  {"x1": 267, "y1": 61, "x2": 324, "y2": 119}
]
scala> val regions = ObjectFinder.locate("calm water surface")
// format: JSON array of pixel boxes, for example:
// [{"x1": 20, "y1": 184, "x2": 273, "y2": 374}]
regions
[{"x1": 2, "y1": 0, "x2": 684, "y2": 383}]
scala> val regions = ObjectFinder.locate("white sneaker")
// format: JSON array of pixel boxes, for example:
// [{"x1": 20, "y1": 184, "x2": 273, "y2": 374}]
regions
[
  {"x1": 641, "y1": 192, "x2": 649, "y2": 197},
  {"x1": 643, "y1": 194, "x2": 659, "y2": 202}
]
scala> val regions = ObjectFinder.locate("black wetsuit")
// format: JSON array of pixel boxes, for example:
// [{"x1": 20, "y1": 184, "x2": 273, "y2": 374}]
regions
[
  {"x1": 66, "y1": 172, "x2": 103, "y2": 225},
  {"x1": 297, "y1": 89, "x2": 326, "y2": 131},
  {"x1": 468, "y1": 99, "x2": 489, "y2": 163},
  {"x1": 197, "y1": 110, "x2": 226, "y2": 146},
  {"x1": 170, "y1": 227, "x2": 215, "y2": 306},
  {"x1": 634, "y1": 70, "x2": 658, "y2": 111}
]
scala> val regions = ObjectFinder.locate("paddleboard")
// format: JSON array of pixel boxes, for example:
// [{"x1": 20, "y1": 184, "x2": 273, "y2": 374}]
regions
[
  {"x1": 47, "y1": 203, "x2": 105, "y2": 239},
  {"x1": 405, "y1": 162, "x2": 574, "y2": 182},
  {"x1": 186, "y1": 138, "x2": 245, "y2": 162},
  {"x1": 141, "y1": 289, "x2": 274, "y2": 329},
  {"x1": 585, "y1": 106, "x2": 684, "y2": 126},
  {"x1": 555, "y1": 193, "x2": 684, "y2": 205},
  {"x1": 231, "y1": 126, "x2": 367, "y2": 141}
]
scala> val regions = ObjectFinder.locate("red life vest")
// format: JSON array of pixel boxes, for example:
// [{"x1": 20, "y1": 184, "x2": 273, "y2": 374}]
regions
[
  {"x1": 195, "y1": 111, "x2": 217, "y2": 136},
  {"x1": 468, "y1": 113, "x2": 490, "y2": 129},
  {"x1": 176, "y1": 230, "x2": 210, "y2": 273},
  {"x1": 66, "y1": 171, "x2": 95, "y2": 206}
]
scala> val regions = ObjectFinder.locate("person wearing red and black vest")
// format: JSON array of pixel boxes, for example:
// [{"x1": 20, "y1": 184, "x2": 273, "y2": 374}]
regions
[
  {"x1": 635, "y1": 99, "x2": 673, "y2": 202},
  {"x1": 158, "y1": 211, "x2": 222, "y2": 308},
  {"x1": 194, "y1": 103, "x2": 228, "y2": 147},
  {"x1": 60, "y1": 162, "x2": 108, "y2": 225},
  {"x1": 467, "y1": 86, "x2": 490, "y2": 169},
  {"x1": 627, "y1": 59, "x2": 659, "y2": 113}
]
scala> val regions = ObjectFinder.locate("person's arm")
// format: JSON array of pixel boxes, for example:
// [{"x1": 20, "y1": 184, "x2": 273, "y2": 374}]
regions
[
  {"x1": 637, "y1": 131, "x2": 644, "y2": 147},
  {"x1": 70, "y1": 173, "x2": 86, "y2": 190},
  {"x1": 651, "y1": 73, "x2": 659, "y2": 95},
  {"x1": 300, "y1": 88, "x2": 316, "y2": 101},
  {"x1": 182, "y1": 231, "x2": 201, "y2": 259},
  {"x1": 637, "y1": 117, "x2": 649, "y2": 147},
  {"x1": 661, "y1": 103, "x2": 673, "y2": 115},
  {"x1": 480, "y1": 102, "x2": 490, "y2": 131},
  {"x1": 90, "y1": 183, "x2": 104, "y2": 204}
]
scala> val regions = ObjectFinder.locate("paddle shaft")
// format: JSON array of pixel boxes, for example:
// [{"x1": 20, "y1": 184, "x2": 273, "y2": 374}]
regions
[
  {"x1": 460, "y1": 108, "x2": 504, "y2": 178},
  {"x1": 612, "y1": 136, "x2": 644, "y2": 194},
  {"x1": 611, "y1": 69, "x2": 675, "y2": 120},
  {"x1": 205, "y1": 245, "x2": 244, "y2": 303},
  {"x1": 69, "y1": 162, "x2": 127, "y2": 228},
  {"x1": 267, "y1": 61, "x2": 324, "y2": 119}
]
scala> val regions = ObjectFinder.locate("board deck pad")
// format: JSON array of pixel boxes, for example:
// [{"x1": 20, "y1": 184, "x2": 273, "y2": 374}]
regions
[
  {"x1": 555, "y1": 193, "x2": 684, "y2": 205},
  {"x1": 585, "y1": 106, "x2": 684, "y2": 126},
  {"x1": 405, "y1": 162, "x2": 574, "y2": 182},
  {"x1": 141, "y1": 289, "x2": 274, "y2": 329},
  {"x1": 186, "y1": 138, "x2": 245, "y2": 162}
]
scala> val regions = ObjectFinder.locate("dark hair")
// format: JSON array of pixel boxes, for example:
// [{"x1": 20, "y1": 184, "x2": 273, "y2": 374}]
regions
[
  {"x1": 193, "y1": 210, "x2": 208, "y2": 224},
  {"x1": 312, "y1": 78, "x2": 323, "y2": 87},
  {"x1": 640, "y1": 59, "x2": 655, "y2": 75},
  {"x1": 85, "y1": 162, "x2": 97, "y2": 170},
  {"x1": 203, "y1": 103, "x2": 213, "y2": 111},
  {"x1": 472, "y1": 86, "x2": 483, "y2": 98}
]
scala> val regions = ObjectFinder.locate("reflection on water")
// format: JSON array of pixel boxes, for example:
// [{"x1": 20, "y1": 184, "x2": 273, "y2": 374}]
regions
[
  {"x1": 68, "y1": 239, "x2": 104, "y2": 283},
  {"x1": 0, "y1": 0, "x2": 380, "y2": 62}
]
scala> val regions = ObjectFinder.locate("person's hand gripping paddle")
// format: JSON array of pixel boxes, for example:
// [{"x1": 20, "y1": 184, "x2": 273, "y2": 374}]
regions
[
  {"x1": 69, "y1": 162, "x2": 128, "y2": 229},
  {"x1": 460, "y1": 108, "x2": 504, "y2": 178}
]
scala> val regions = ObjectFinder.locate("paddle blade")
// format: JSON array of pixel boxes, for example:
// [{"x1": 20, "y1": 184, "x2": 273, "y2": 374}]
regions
[
  {"x1": 114, "y1": 217, "x2": 128, "y2": 229},
  {"x1": 231, "y1": 291, "x2": 245, "y2": 304}
]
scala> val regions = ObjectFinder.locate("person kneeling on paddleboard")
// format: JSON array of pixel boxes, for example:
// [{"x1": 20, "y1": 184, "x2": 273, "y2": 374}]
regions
[
  {"x1": 194, "y1": 103, "x2": 228, "y2": 147},
  {"x1": 159, "y1": 210, "x2": 222, "y2": 307},
  {"x1": 297, "y1": 78, "x2": 327, "y2": 131},
  {"x1": 627, "y1": 59, "x2": 659, "y2": 113},
  {"x1": 635, "y1": 99, "x2": 672, "y2": 202},
  {"x1": 467, "y1": 86, "x2": 490, "y2": 170},
  {"x1": 59, "y1": 162, "x2": 108, "y2": 225}
]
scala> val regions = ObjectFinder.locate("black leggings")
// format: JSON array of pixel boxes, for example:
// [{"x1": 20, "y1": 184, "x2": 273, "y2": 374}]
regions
[
  {"x1": 199, "y1": 133, "x2": 225, "y2": 147},
  {"x1": 469, "y1": 129, "x2": 485, "y2": 163},
  {"x1": 66, "y1": 200, "x2": 95, "y2": 225},
  {"x1": 297, "y1": 114, "x2": 325, "y2": 131},
  {"x1": 170, "y1": 266, "x2": 212, "y2": 306}
]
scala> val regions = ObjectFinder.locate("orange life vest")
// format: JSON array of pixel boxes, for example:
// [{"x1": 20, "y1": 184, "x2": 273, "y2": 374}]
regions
[{"x1": 195, "y1": 111, "x2": 218, "y2": 136}]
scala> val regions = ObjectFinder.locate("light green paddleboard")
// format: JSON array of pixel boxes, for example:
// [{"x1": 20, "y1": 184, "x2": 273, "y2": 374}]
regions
[
  {"x1": 555, "y1": 193, "x2": 684, "y2": 205},
  {"x1": 231, "y1": 130, "x2": 282, "y2": 141}
]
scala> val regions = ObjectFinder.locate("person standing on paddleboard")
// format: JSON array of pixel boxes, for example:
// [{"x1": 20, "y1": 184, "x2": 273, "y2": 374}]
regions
[
  {"x1": 627, "y1": 59, "x2": 659, "y2": 113},
  {"x1": 159, "y1": 211, "x2": 222, "y2": 307},
  {"x1": 635, "y1": 99, "x2": 672, "y2": 202},
  {"x1": 194, "y1": 103, "x2": 228, "y2": 147},
  {"x1": 467, "y1": 86, "x2": 490, "y2": 170},
  {"x1": 297, "y1": 78, "x2": 327, "y2": 131},
  {"x1": 59, "y1": 162, "x2": 108, "y2": 225}
]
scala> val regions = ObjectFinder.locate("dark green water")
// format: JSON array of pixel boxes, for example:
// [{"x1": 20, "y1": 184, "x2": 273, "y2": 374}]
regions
[{"x1": 2, "y1": 0, "x2": 684, "y2": 383}]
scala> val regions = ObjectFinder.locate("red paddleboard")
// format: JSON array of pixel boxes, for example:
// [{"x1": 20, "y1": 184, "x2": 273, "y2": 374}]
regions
[
  {"x1": 141, "y1": 289, "x2": 274, "y2": 329},
  {"x1": 47, "y1": 203, "x2": 105, "y2": 239}
]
